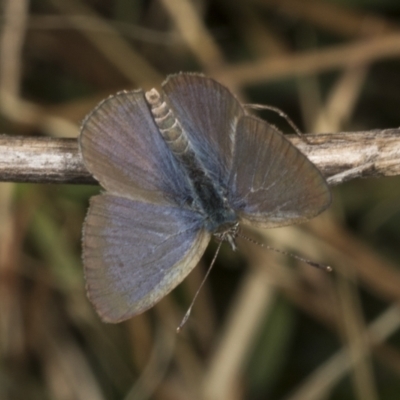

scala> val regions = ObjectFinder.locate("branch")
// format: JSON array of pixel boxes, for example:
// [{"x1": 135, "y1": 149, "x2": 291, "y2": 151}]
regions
[
  {"x1": 214, "y1": 32, "x2": 400, "y2": 87},
  {"x1": 0, "y1": 135, "x2": 93, "y2": 184},
  {"x1": 0, "y1": 129, "x2": 399, "y2": 185}
]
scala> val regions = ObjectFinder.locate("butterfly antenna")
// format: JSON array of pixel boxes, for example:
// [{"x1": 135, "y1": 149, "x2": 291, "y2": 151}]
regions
[
  {"x1": 245, "y1": 103, "x2": 309, "y2": 144},
  {"x1": 238, "y1": 232, "x2": 332, "y2": 272},
  {"x1": 237, "y1": 230, "x2": 263, "y2": 247},
  {"x1": 176, "y1": 240, "x2": 223, "y2": 333}
]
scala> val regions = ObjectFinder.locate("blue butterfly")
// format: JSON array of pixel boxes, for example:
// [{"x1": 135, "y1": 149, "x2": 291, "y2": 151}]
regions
[{"x1": 80, "y1": 73, "x2": 331, "y2": 322}]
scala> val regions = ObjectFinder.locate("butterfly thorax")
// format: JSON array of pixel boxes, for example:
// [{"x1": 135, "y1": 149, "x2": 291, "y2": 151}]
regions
[{"x1": 145, "y1": 88, "x2": 238, "y2": 235}]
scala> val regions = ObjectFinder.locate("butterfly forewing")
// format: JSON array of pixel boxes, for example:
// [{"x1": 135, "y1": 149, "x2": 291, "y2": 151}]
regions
[
  {"x1": 83, "y1": 194, "x2": 210, "y2": 323},
  {"x1": 80, "y1": 90, "x2": 192, "y2": 206},
  {"x1": 228, "y1": 116, "x2": 331, "y2": 228},
  {"x1": 162, "y1": 73, "x2": 245, "y2": 187}
]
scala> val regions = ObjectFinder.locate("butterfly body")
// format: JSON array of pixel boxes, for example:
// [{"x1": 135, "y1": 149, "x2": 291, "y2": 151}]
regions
[
  {"x1": 80, "y1": 73, "x2": 331, "y2": 323},
  {"x1": 145, "y1": 86, "x2": 238, "y2": 237}
]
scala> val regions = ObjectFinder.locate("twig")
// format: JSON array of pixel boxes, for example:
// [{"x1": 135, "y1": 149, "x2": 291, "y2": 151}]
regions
[
  {"x1": 0, "y1": 0, "x2": 28, "y2": 96},
  {"x1": 48, "y1": 0, "x2": 162, "y2": 87},
  {"x1": 213, "y1": 32, "x2": 400, "y2": 87},
  {"x1": 253, "y1": 0, "x2": 395, "y2": 38},
  {"x1": 0, "y1": 136, "x2": 92, "y2": 184},
  {"x1": 285, "y1": 304, "x2": 400, "y2": 400},
  {"x1": 0, "y1": 129, "x2": 400, "y2": 185},
  {"x1": 160, "y1": 0, "x2": 225, "y2": 69}
]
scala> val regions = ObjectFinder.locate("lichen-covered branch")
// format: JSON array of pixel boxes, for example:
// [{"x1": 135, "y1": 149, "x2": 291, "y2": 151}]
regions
[
  {"x1": 0, "y1": 129, "x2": 399, "y2": 185},
  {"x1": 0, "y1": 135, "x2": 93, "y2": 184}
]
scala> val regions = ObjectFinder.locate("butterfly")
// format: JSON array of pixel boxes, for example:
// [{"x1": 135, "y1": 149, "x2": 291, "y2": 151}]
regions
[{"x1": 79, "y1": 73, "x2": 331, "y2": 323}]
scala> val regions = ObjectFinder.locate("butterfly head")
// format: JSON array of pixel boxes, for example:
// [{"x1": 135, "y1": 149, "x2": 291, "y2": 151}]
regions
[{"x1": 213, "y1": 222, "x2": 240, "y2": 251}]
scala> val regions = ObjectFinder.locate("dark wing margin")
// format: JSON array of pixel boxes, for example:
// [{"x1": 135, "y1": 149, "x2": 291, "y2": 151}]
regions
[
  {"x1": 162, "y1": 73, "x2": 245, "y2": 188},
  {"x1": 79, "y1": 90, "x2": 191, "y2": 206},
  {"x1": 228, "y1": 116, "x2": 331, "y2": 228},
  {"x1": 83, "y1": 194, "x2": 210, "y2": 323}
]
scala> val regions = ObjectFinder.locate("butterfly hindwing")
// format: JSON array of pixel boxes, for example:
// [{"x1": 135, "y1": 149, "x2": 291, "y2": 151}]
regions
[
  {"x1": 80, "y1": 90, "x2": 192, "y2": 206},
  {"x1": 162, "y1": 73, "x2": 245, "y2": 188}
]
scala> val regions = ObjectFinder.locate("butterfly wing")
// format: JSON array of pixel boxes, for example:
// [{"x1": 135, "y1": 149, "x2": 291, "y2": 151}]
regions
[
  {"x1": 80, "y1": 90, "x2": 192, "y2": 205},
  {"x1": 162, "y1": 73, "x2": 245, "y2": 188},
  {"x1": 83, "y1": 194, "x2": 210, "y2": 323},
  {"x1": 228, "y1": 116, "x2": 331, "y2": 228}
]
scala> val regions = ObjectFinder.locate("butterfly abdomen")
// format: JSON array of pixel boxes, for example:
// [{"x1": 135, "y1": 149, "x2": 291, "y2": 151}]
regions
[
  {"x1": 145, "y1": 88, "x2": 189, "y2": 155},
  {"x1": 145, "y1": 88, "x2": 237, "y2": 232}
]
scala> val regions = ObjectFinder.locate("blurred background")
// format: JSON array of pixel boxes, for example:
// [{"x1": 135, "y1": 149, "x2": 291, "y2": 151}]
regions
[{"x1": 2, "y1": 0, "x2": 400, "y2": 399}]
